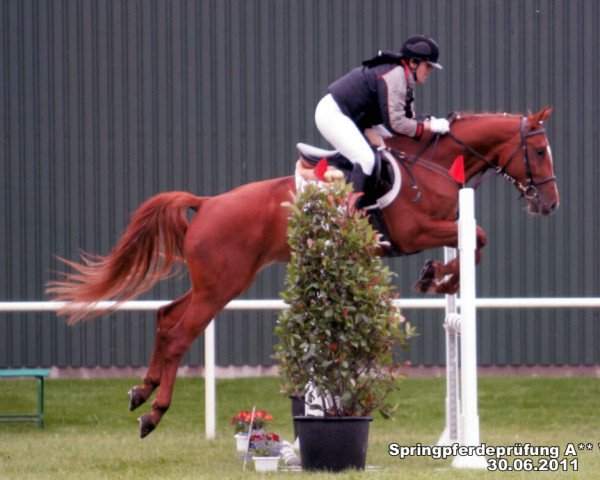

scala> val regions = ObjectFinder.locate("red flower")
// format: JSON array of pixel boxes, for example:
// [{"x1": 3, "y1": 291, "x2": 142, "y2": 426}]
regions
[
  {"x1": 248, "y1": 431, "x2": 282, "y2": 457},
  {"x1": 230, "y1": 409, "x2": 273, "y2": 433},
  {"x1": 254, "y1": 410, "x2": 273, "y2": 422}
]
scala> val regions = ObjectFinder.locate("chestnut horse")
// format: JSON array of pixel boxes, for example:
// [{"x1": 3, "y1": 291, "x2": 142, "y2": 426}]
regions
[{"x1": 47, "y1": 107, "x2": 559, "y2": 437}]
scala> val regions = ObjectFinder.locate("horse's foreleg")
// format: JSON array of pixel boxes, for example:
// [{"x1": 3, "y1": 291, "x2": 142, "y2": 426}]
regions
[
  {"x1": 129, "y1": 291, "x2": 193, "y2": 411},
  {"x1": 414, "y1": 225, "x2": 487, "y2": 294}
]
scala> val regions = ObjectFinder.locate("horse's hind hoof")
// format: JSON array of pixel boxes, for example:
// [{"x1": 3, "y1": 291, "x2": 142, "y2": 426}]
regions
[
  {"x1": 139, "y1": 413, "x2": 156, "y2": 438},
  {"x1": 129, "y1": 387, "x2": 146, "y2": 411}
]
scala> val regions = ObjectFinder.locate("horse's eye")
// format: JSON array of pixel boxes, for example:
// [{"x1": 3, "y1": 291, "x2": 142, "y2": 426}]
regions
[{"x1": 535, "y1": 148, "x2": 546, "y2": 157}]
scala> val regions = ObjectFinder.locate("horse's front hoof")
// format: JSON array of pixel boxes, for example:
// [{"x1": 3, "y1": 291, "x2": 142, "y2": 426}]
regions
[
  {"x1": 139, "y1": 413, "x2": 156, "y2": 438},
  {"x1": 414, "y1": 260, "x2": 439, "y2": 293},
  {"x1": 434, "y1": 277, "x2": 460, "y2": 295},
  {"x1": 413, "y1": 278, "x2": 431, "y2": 293},
  {"x1": 418, "y1": 260, "x2": 436, "y2": 279},
  {"x1": 129, "y1": 387, "x2": 146, "y2": 411}
]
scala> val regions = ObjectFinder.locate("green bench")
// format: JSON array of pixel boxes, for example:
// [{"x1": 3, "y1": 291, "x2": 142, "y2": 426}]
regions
[{"x1": 0, "y1": 369, "x2": 51, "y2": 428}]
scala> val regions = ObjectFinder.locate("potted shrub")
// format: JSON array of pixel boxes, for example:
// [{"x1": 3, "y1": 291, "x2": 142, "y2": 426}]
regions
[{"x1": 275, "y1": 181, "x2": 415, "y2": 471}]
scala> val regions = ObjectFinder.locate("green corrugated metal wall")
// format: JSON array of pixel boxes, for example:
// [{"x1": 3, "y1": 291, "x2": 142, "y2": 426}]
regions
[{"x1": 1, "y1": 0, "x2": 599, "y2": 369}]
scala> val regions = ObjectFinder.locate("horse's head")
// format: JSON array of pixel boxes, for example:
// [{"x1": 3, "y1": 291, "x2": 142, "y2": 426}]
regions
[{"x1": 495, "y1": 106, "x2": 560, "y2": 216}]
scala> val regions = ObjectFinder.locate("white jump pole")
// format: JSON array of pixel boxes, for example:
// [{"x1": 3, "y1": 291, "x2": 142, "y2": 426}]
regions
[
  {"x1": 452, "y1": 188, "x2": 487, "y2": 468},
  {"x1": 204, "y1": 320, "x2": 216, "y2": 439}
]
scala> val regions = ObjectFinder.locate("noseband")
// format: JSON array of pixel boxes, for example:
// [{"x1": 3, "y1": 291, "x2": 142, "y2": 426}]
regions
[{"x1": 448, "y1": 117, "x2": 556, "y2": 199}]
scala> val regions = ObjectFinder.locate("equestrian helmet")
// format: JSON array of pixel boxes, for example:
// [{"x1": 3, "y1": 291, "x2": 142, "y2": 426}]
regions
[{"x1": 401, "y1": 35, "x2": 443, "y2": 69}]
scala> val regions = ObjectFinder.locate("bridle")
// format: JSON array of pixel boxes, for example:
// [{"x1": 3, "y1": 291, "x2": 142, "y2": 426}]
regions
[{"x1": 448, "y1": 117, "x2": 556, "y2": 199}]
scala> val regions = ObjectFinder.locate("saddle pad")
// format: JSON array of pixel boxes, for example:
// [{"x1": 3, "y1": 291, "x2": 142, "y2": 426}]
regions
[{"x1": 294, "y1": 150, "x2": 403, "y2": 257}]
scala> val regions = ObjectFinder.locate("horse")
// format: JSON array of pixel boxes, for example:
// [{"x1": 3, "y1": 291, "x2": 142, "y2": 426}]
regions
[{"x1": 47, "y1": 107, "x2": 559, "y2": 437}]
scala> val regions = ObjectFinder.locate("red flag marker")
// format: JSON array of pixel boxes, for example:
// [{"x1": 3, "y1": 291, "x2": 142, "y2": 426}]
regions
[
  {"x1": 314, "y1": 158, "x2": 328, "y2": 181},
  {"x1": 449, "y1": 155, "x2": 465, "y2": 185}
]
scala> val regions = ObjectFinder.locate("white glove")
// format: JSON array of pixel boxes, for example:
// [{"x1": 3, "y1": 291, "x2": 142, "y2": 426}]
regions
[{"x1": 429, "y1": 117, "x2": 450, "y2": 134}]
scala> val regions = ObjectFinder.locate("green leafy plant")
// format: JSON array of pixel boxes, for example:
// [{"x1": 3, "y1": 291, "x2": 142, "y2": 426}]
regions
[{"x1": 275, "y1": 181, "x2": 416, "y2": 418}]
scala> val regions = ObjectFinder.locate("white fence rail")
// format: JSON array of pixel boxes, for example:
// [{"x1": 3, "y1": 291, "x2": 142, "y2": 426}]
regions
[
  {"x1": 1, "y1": 296, "x2": 600, "y2": 442},
  {"x1": 3, "y1": 297, "x2": 600, "y2": 313}
]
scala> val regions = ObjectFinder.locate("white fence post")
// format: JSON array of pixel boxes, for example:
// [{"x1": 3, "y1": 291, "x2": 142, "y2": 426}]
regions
[
  {"x1": 204, "y1": 320, "x2": 216, "y2": 439},
  {"x1": 437, "y1": 246, "x2": 461, "y2": 447}
]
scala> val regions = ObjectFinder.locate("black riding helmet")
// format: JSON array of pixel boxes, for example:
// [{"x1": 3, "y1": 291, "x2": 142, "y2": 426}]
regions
[{"x1": 400, "y1": 35, "x2": 443, "y2": 69}]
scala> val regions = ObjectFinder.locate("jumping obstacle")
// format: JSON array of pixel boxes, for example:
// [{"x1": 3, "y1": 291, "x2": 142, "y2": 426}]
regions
[
  {"x1": 437, "y1": 188, "x2": 487, "y2": 469},
  {"x1": 3, "y1": 186, "x2": 599, "y2": 446}
]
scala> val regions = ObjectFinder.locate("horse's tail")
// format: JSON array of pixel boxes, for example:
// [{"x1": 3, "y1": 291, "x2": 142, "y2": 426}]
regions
[{"x1": 46, "y1": 191, "x2": 205, "y2": 324}]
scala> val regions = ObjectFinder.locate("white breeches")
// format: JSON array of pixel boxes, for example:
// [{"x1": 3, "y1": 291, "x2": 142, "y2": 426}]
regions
[{"x1": 314, "y1": 94, "x2": 375, "y2": 175}]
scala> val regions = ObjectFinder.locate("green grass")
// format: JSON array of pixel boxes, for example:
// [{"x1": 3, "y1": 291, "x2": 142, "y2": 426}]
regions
[{"x1": 1, "y1": 376, "x2": 599, "y2": 479}]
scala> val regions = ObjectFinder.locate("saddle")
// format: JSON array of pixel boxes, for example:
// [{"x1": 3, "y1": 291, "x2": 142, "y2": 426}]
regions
[{"x1": 295, "y1": 143, "x2": 403, "y2": 256}]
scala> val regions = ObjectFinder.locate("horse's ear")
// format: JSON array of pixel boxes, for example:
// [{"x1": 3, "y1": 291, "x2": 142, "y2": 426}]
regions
[
  {"x1": 539, "y1": 105, "x2": 553, "y2": 121},
  {"x1": 529, "y1": 105, "x2": 553, "y2": 126}
]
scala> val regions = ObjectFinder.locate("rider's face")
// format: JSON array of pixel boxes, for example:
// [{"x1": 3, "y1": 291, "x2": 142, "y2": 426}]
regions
[{"x1": 413, "y1": 61, "x2": 434, "y2": 84}]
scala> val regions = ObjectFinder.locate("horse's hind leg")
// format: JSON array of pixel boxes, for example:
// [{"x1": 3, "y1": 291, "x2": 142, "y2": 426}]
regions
[
  {"x1": 137, "y1": 250, "x2": 269, "y2": 437},
  {"x1": 129, "y1": 291, "x2": 192, "y2": 411},
  {"x1": 138, "y1": 293, "x2": 224, "y2": 438}
]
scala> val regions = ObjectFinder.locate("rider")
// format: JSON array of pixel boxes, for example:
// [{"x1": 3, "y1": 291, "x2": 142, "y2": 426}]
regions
[{"x1": 314, "y1": 35, "x2": 450, "y2": 194}]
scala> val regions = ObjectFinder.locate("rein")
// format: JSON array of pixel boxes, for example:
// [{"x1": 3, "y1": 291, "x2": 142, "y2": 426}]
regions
[
  {"x1": 388, "y1": 133, "x2": 461, "y2": 203},
  {"x1": 385, "y1": 115, "x2": 556, "y2": 203},
  {"x1": 447, "y1": 117, "x2": 556, "y2": 199}
]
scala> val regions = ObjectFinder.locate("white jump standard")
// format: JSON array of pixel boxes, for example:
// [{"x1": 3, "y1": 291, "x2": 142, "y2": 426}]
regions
[{"x1": 437, "y1": 188, "x2": 487, "y2": 469}]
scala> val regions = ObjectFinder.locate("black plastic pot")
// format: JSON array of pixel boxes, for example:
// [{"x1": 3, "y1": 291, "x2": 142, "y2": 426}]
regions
[
  {"x1": 293, "y1": 416, "x2": 372, "y2": 471},
  {"x1": 289, "y1": 395, "x2": 305, "y2": 439}
]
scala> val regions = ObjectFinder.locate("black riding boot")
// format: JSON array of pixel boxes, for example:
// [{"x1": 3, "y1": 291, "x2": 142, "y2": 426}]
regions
[{"x1": 348, "y1": 164, "x2": 369, "y2": 195}]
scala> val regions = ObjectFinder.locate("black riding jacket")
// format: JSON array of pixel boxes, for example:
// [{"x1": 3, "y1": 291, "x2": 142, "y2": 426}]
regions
[{"x1": 328, "y1": 61, "x2": 423, "y2": 139}]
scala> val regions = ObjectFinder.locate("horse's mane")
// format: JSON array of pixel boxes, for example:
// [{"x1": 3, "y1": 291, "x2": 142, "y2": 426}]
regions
[
  {"x1": 386, "y1": 110, "x2": 530, "y2": 162},
  {"x1": 452, "y1": 111, "x2": 522, "y2": 122},
  {"x1": 448, "y1": 112, "x2": 524, "y2": 139}
]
